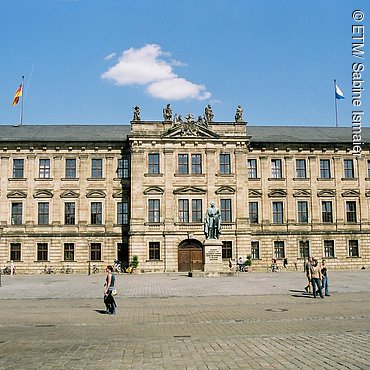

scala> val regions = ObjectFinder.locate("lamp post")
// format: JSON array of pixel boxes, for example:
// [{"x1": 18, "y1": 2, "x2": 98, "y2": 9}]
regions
[{"x1": 88, "y1": 242, "x2": 91, "y2": 276}]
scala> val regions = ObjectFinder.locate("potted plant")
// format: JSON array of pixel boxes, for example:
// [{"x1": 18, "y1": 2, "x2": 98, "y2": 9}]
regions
[
  {"x1": 130, "y1": 255, "x2": 139, "y2": 273},
  {"x1": 244, "y1": 254, "x2": 252, "y2": 272}
]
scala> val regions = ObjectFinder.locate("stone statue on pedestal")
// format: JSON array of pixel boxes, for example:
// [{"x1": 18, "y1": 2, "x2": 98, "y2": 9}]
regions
[{"x1": 204, "y1": 202, "x2": 221, "y2": 239}]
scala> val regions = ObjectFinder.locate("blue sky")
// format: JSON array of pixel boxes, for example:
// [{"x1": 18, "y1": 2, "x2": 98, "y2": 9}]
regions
[{"x1": 0, "y1": 0, "x2": 368, "y2": 126}]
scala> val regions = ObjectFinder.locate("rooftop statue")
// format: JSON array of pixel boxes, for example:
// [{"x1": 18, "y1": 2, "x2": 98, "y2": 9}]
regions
[
  {"x1": 163, "y1": 103, "x2": 172, "y2": 121},
  {"x1": 133, "y1": 106, "x2": 141, "y2": 121},
  {"x1": 235, "y1": 105, "x2": 244, "y2": 122},
  {"x1": 204, "y1": 104, "x2": 214, "y2": 123}
]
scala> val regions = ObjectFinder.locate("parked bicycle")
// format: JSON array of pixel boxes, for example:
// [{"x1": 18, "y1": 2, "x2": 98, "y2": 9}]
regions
[
  {"x1": 267, "y1": 263, "x2": 280, "y2": 273},
  {"x1": 2, "y1": 266, "x2": 11, "y2": 275},
  {"x1": 60, "y1": 266, "x2": 73, "y2": 274},
  {"x1": 41, "y1": 265, "x2": 56, "y2": 274},
  {"x1": 92, "y1": 264, "x2": 99, "y2": 274}
]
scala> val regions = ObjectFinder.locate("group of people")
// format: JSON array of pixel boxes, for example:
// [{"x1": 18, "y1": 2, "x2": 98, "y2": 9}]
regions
[{"x1": 304, "y1": 257, "x2": 330, "y2": 298}]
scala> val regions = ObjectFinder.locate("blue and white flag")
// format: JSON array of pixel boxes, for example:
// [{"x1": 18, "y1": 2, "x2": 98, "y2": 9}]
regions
[{"x1": 335, "y1": 83, "x2": 345, "y2": 100}]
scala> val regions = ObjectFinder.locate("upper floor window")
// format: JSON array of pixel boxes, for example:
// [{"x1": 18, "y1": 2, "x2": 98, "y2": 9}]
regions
[
  {"x1": 191, "y1": 154, "x2": 202, "y2": 174},
  {"x1": 178, "y1": 199, "x2": 189, "y2": 222},
  {"x1": 367, "y1": 160, "x2": 370, "y2": 178},
  {"x1": 249, "y1": 202, "x2": 258, "y2": 224},
  {"x1": 272, "y1": 201, "x2": 283, "y2": 224},
  {"x1": 13, "y1": 159, "x2": 24, "y2": 178},
  {"x1": 39, "y1": 159, "x2": 50, "y2": 178},
  {"x1": 38, "y1": 202, "x2": 49, "y2": 225},
  {"x1": 219, "y1": 153, "x2": 231, "y2": 175},
  {"x1": 348, "y1": 240, "x2": 359, "y2": 257},
  {"x1": 148, "y1": 153, "x2": 160, "y2": 174},
  {"x1": 322, "y1": 201, "x2": 333, "y2": 223},
  {"x1": 91, "y1": 159, "x2": 103, "y2": 178},
  {"x1": 65, "y1": 202, "x2": 76, "y2": 225},
  {"x1": 178, "y1": 154, "x2": 189, "y2": 175},
  {"x1": 118, "y1": 158, "x2": 130, "y2": 178},
  {"x1": 247, "y1": 159, "x2": 257, "y2": 178},
  {"x1": 220, "y1": 199, "x2": 232, "y2": 222},
  {"x1": 343, "y1": 159, "x2": 354, "y2": 178},
  {"x1": 148, "y1": 199, "x2": 160, "y2": 223},
  {"x1": 320, "y1": 159, "x2": 331, "y2": 178},
  {"x1": 11, "y1": 203, "x2": 23, "y2": 225},
  {"x1": 65, "y1": 158, "x2": 76, "y2": 178},
  {"x1": 192, "y1": 199, "x2": 203, "y2": 222},
  {"x1": 117, "y1": 201, "x2": 129, "y2": 225},
  {"x1": 346, "y1": 201, "x2": 357, "y2": 223},
  {"x1": 271, "y1": 159, "x2": 282, "y2": 178},
  {"x1": 91, "y1": 202, "x2": 102, "y2": 225},
  {"x1": 295, "y1": 159, "x2": 307, "y2": 178},
  {"x1": 297, "y1": 201, "x2": 308, "y2": 223}
]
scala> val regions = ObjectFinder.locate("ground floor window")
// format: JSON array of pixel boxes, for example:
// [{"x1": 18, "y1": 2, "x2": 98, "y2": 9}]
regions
[
  {"x1": 10, "y1": 243, "x2": 21, "y2": 261},
  {"x1": 251, "y1": 241, "x2": 259, "y2": 259},
  {"x1": 37, "y1": 243, "x2": 48, "y2": 261},
  {"x1": 299, "y1": 240, "x2": 310, "y2": 258},
  {"x1": 90, "y1": 243, "x2": 101, "y2": 261},
  {"x1": 149, "y1": 242, "x2": 160, "y2": 260},
  {"x1": 348, "y1": 240, "x2": 359, "y2": 257},
  {"x1": 274, "y1": 241, "x2": 285, "y2": 259},
  {"x1": 222, "y1": 241, "x2": 232, "y2": 259},
  {"x1": 323, "y1": 240, "x2": 335, "y2": 258},
  {"x1": 64, "y1": 243, "x2": 75, "y2": 261}
]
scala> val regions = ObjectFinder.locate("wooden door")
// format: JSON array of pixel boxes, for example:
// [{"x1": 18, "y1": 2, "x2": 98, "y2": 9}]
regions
[
  {"x1": 178, "y1": 250, "x2": 191, "y2": 272},
  {"x1": 178, "y1": 248, "x2": 203, "y2": 272}
]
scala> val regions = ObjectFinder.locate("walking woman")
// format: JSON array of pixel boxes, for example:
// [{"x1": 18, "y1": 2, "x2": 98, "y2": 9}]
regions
[{"x1": 104, "y1": 265, "x2": 117, "y2": 315}]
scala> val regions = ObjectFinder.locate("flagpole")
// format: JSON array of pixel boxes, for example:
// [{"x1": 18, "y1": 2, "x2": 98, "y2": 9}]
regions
[
  {"x1": 334, "y1": 79, "x2": 338, "y2": 128},
  {"x1": 20, "y1": 75, "x2": 24, "y2": 126}
]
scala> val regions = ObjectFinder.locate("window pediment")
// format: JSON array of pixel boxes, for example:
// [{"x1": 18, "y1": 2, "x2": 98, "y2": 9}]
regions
[
  {"x1": 173, "y1": 186, "x2": 206, "y2": 195},
  {"x1": 144, "y1": 186, "x2": 164, "y2": 195},
  {"x1": 317, "y1": 189, "x2": 336, "y2": 197},
  {"x1": 60, "y1": 190, "x2": 80, "y2": 198},
  {"x1": 34, "y1": 190, "x2": 53, "y2": 198},
  {"x1": 215, "y1": 186, "x2": 235, "y2": 195},
  {"x1": 342, "y1": 190, "x2": 360, "y2": 197},
  {"x1": 249, "y1": 189, "x2": 262, "y2": 198},
  {"x1": 268, "y1": 189, "x2": 287, "y2": 197},
  {"x1": 112, "y1": 189, "x2": 130, "y2": 198},
  {"x1": 293, "y1": 189, "x2": 311, "y2": 197},
  {"x1": 86, "y1": 190, "x2": 106, "y2": 198},
  {"x1": 7, "y1": 190, "x2": 27, "y2": 198}
]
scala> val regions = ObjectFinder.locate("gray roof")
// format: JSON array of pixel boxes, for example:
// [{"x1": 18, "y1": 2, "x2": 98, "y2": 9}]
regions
[{"x1": 0, "y1": 124, "x2": 367, "y2": 145}]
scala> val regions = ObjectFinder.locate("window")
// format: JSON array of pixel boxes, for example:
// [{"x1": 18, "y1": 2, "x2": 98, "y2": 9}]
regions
[
  {"x1": 192, "y1": 199, "x2": 202, "y2": 222},
  {"x1": 38, "y1": 202, "x2": 49, "y2": 225},
  {"x1": 11, "y1": 203, "x2": 23, "y2": 225},
  {"x1": 13, "y1": 159, "x2": 24, "y2": 178},
  {"x1": 271, "y1": 159, "x2": 282, "y2": 178},
  {"x1": 251, "y1": 241, "x2": 260, "y2": 259},
  {"x1": 322, "y1": 201, "x2": 333, "y2": 223},
  {"x1": 346, "y1": 201, "x2": 357, "y2": 223},
  {"x1": 91, "y1": 202, "x2": 102, "y2": 225},
  {"x1": 297, "y1": 201, "x2": 308, "y2": 223},
  {"x1": 274, "y1": 241, "x2": 285, "y2": 259},
  {"x1": 64, "y1": 243, "x2": 75, "y2": 261},
  {"x1": 91, "y1": 159, "x2": 103, "y2": 178},
  {"x1": 348, "y1": 240, "x2": 359, "y2": 257},
  {"x1": 249, "y1": 202, "x2": 258, "y2": 224},
  {"x1": 324, "y1": 240, "x2": 335, "y2": 258},
  {"x1": 148, "y1": 199, "x2": 160, "y2": 223},
  {"x1": 90, "y1": 243, "x2": 101, "y2": 261},
  {"x1": 37, "y1": 243, "x2": 48, "y2": 261},
  {"x1": 299, "y1": 241, "x2": 310, "y2": 258},
  {"x1": 296, "y1": 159, "x2": 307, "y2": 178},
  {"x1": 344, "y1": 159, "x2": 354, "y2": 178},
  {"x1": 222, "y1": 241, "x2": 232, "y2": 259},
  {"x1": 65, "y1": 159, "x2": 76, "y2": 178},
  {"x1": 247, "y1": 159, "x2": 257, "y2": 178},
  {"x1": 117, "y1": 158, "x2": 130, "y2": 178},
  {"x1": 178, "y1": 154, "x2": 189, "y2": 175},
  {"x1": 220, "y1": 199, "x2": 232, "y2": 222},
  {"x1": 320, "y1": 159, "x2": 331, "y2": 178},
  {"x1": 65, "y1": 202, "x2": 75, "y2": 225},
  {"x1": 117, "y1": 202, "x2": 129, "y2": 225},
  {"x1": 178, "y1": 199, "x2": 189, "y2": 222},
  {"x1": 191, "y1": 154, "x2": 202, "y2": 174},
  {"x1": 148, "y1": 153, "x2": 160, "y2": 174},
  {"x1": 368, "y1": 160, "x2": 370, "y2": 178},
  {"x1": 220, "y1": 153, "x2": 231, "y2": 175},
  {"x1": 39, "y1": 159, "x2": 50, "y2": 178},
  {"x1": 10, "y1": 243, "x2": 21, "y2": 261},
  {"x1": 272, "y1": 202, "x2": 283, "y2": 224},
  {"x1": 149, "y1": 242, "x2": 160, "y2": 260}
]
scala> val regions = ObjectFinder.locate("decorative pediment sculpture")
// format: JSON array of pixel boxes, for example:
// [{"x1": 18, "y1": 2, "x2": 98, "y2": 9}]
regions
[
  {"x1": 60, "y1": 190, "x2": 80, "y2": 198},
  {"x1": 341, "y1": 189, "x2": 360, "y2": 197},
  {"x1": 33, "y1": 189, "x2": 53, "y2": 198},
  {"x1": 268, "y1": 189, "x2": 287, "y2": 197},
  {"x1": 86, "y1": 190, "x2": 106, "y2": 198},
  {"x1": 317, "y1": 189, "x2": 336, "y2": 197},
  {"x1": 7, "y1": 190, "x2": 27, "y2": 198},
  {"x1": 143, "y1": 186, "x2": 164, "y2": 195},
  {"x1": 293, "y1": 189, "x2": 311, "y2": 197},
  {"x1": 215, "y1": 186, "x2": 236, "y2": 195},
  {"x1": 249, "y1": 189, "x2": 262, "y2": 198},
  {"x1": 173, "y1": 186, "x2": 207, "y2": 195}
]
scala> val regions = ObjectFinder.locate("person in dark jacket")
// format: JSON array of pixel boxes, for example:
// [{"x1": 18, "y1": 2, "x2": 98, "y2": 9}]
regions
[{"x1": 104, "y1": 265, "x2": 117, "y2": 315}]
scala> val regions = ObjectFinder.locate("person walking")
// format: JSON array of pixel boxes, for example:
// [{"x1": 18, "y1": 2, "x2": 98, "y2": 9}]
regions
[
  {"x1": 104, "y1": 265, "x2": 117, "y2": 315},
  {"x1": 321, "y1": 259, "x2": 330, "y2": 296},
  {"x1": 304, "y1": 257, "x2": 312, "y2": 293},
  {"x1": 310, "y1": 259, "x2": 324, "y2": 299}
]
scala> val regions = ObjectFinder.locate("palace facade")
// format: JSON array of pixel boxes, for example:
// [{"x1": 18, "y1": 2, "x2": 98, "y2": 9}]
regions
[{"x1": 1, "y1": 116, "x2": 369, "y2": 273}]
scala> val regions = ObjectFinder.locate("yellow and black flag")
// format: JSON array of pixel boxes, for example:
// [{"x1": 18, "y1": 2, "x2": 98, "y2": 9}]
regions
[{"x1": 12, "y1": 83, "x2": 22, "y2": 107}]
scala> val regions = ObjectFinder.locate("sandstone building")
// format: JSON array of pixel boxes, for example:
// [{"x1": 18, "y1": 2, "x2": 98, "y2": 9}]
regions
[{"x1": 0, "y1": 115, "x2": 369, "y2": 273}]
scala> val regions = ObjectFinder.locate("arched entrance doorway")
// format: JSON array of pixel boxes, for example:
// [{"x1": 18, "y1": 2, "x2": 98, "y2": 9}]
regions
[{"x1": 178, "y1": 239, "x2": 204, "y2": 272}]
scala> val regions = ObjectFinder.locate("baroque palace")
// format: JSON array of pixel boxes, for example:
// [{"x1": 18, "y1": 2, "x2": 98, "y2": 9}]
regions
[{"x1": 0, "y1": 106, "x2": 369, "y2": 273}]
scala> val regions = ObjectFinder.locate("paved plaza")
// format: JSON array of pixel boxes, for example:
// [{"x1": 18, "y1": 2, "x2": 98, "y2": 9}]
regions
[{"x1": 0, "y1": 270, "x2": 369, "y2": 369}]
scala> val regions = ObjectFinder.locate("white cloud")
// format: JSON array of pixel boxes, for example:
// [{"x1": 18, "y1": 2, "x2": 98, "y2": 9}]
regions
[
  {"x1": 104, "y1": 52, "x2": 116, "y2": 61},
  {"x1": 101, "y1": 44, "x2": 211, "y2": 101}
]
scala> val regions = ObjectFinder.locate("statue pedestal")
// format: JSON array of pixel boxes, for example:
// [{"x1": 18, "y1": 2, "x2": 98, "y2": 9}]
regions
[{"x1": 203, "y1": 239, "x2": 223, "y2": 273}]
